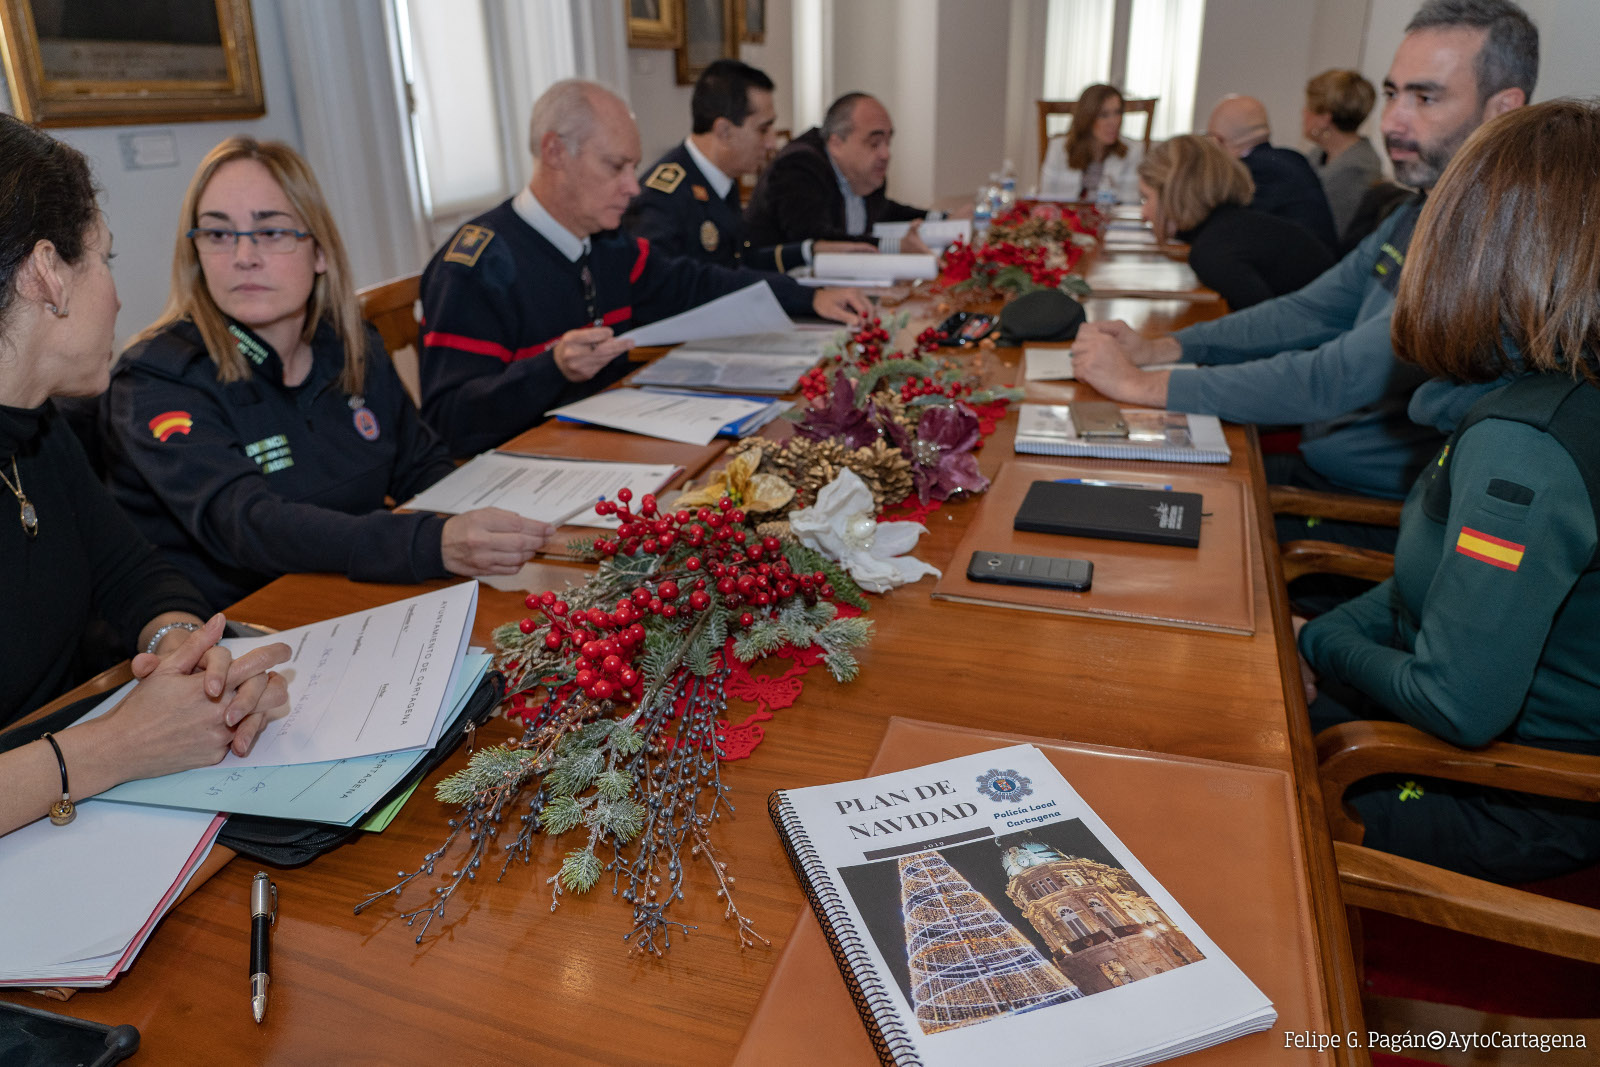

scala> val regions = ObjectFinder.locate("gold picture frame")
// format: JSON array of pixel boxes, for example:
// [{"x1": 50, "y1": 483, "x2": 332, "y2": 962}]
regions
[
  {"x1": 737, "y1": 0, "x2": 764, "y2": 44},
  {"x1": 0, "y1": 0, "x2": 264, "y2": 127},
  {"x1": 626, "y1": 0, "x2": 684, "y2": 49},
  {"x1": 675, "y1": 0, "x2": 737, "y2": 86}
]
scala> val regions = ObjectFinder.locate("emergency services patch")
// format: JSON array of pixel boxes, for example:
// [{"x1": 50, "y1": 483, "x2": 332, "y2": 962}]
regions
[
  {"x1": 352, "y1": 406, "x2": 380, "y2": 441},
  {"x1": 149, "y1": 410, "x2": 193, "y2": 442},
  {"x1": 645, "y1": 163, "x2": 685, "y2": 194},
  {"x1": 700, "y1": 220, "x2": 719, "y2": 251},
  {"x1": 444, "y1": 224, "x2": 494, "y2": 266}
]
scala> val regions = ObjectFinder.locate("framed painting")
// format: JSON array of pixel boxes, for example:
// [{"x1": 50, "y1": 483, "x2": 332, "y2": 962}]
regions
[
  {"x1": 674, "y1": 0, "x2": 737, "y2": 85},
  {"x1": 0, "y1": 0, "x2": 265, "y2": 127},
  {"x1": 737, "y1": 0, "x2": 764, "y2": 44},
  {"x1": 625, "y1": 0, "x2": 684, "y2": 49}
]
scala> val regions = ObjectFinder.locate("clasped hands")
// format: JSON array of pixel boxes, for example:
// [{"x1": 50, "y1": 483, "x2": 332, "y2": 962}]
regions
[{"x1": 111, "y1": 615, "x2": 291, "y2": 777}]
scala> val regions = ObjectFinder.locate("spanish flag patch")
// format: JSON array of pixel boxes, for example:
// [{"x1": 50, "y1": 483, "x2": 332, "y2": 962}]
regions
[
  {"x1": 1455, "y1": 526, "x2": 1525, "y2": 571},
  {"x1": 149, "y1": 410, "x2": 193, "y2": 442}
]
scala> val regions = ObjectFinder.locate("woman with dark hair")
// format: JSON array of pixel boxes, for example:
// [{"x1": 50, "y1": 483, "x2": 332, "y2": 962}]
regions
[
  {"x1": 1302, "y1": 69, "x2": 1383, "y2": 241},
  {"x1": 1298, "y1": 100, "x2": 1600, "y2": 883},
  {"x1": 1137, "y1": 135, "x2": 1334, "y2": 310},
  {"x1": 0, "y1": 114, "x2": 289, "y2": 836},
  {"x1": 103, "y1": 138, "x2": 554, "y2": 611},
  {"x1": 1037, "y1": 84, "x2": 1144, "y2": 203}
]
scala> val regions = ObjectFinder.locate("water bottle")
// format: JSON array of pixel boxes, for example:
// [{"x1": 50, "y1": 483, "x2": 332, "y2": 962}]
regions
[
  {"x1": 1094, "y1": 172, "x2": 1117, "y2": 213},
  {"x1": 973, "y1": 192, "x2": 992, "y2": 241},
  {"x1": 997, "y1": 159, "x2": 1018, "y2": 214},
  {"x1": 985, "y1": 171, "x2": 1004, "y2": 219}
]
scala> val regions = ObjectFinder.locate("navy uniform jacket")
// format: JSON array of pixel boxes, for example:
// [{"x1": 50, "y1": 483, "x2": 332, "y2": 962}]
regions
[
  {"x1": 743, "y1": 127, "x2": 925, "y2": 247},
  {"x1": 419, "y1": 199, "x2": 817, "y2": 458},
  {"x1": 1240, "y1": 143, "x2": 1339, "y2": 252},
  {"x1": 622, "y1": 143, "x2": 808, "y2": 273},
  {"x1": 104, "y1": 318, "x2": 457, "y2": 611}
]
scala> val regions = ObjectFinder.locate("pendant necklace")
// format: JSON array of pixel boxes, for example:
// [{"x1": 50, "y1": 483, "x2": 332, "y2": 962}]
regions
[{"x1": 0, "y1": 456, "x2": 38, "y2": 538}]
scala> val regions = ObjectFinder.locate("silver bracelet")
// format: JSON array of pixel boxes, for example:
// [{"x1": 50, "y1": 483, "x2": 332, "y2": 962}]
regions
[{"x1": 146, "y1": 620, "x2": 201, "y2": 655}]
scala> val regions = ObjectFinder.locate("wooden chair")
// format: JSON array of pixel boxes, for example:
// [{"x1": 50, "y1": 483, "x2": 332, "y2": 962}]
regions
[
  {"x1": 1035, "y1": 97, "x2": 1157, "y2": 173},
  {"x1": 1319, "y1": 720, "x2": 1600, "y2": 964},
  {"x1": 1284, "y1": 535, "x2": 1600, "y2": 965},
  {"x1": 1270, "y1": 485, "x2": 1403, "y2": 583},
  {"x1": 357, "y1": 273, "x2": 423, "y2": 406}
]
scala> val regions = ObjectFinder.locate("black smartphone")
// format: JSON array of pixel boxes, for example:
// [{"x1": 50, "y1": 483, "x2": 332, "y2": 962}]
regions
[
  {"x1": 967, "y1": 550, "x2": 1093, "y2": 591},
  {"x1": 935, "y1": 311, "x2": 998, "y2": 347}
]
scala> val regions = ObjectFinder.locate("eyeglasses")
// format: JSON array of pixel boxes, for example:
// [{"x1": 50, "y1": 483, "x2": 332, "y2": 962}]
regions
[{"x1": 187, "y1": 227, "x2": 313, "y2": 255}]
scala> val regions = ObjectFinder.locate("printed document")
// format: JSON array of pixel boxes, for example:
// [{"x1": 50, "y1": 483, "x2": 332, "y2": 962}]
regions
[
  {"x1": 404, "y1": 454, "x2": 680, "y2": 528},
  {"x1": 549, "y1": 388, "x2": 776, "y2": 445},
  {"x1": 619, "y1": 282, "x2": 791, "y2": 347}
]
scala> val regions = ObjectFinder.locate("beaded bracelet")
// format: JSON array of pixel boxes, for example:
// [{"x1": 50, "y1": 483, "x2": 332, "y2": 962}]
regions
[
  {"x1": 146, "y1": 620, "x2": 200, "y2": 656},
  {"x1": 41, "y1": 732, "x2": 75, "y2": 826}
]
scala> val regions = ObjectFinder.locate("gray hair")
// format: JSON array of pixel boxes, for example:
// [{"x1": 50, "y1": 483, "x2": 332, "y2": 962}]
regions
[
  {"x1": 1407, "y1": 0, "x2": 1539, "y2": 103},
  {"x1": 528, "y1": 78, "x2": 614, "y2": 157},
  {"x1": 821, "y1": 92, "x2": 872, "y2": 142}
]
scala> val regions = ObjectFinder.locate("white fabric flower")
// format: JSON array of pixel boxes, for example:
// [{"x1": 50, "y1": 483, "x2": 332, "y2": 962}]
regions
[{"x1": 788, "y1": 470, "x2": 941, "y2": 593}]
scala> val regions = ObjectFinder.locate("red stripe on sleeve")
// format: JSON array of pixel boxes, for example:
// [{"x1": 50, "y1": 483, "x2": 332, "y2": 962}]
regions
[
  {"x1": 600, "y1": 305, "x2": 632, "y2": 328},
  {"x1": 629, "y1": 237, "x2": 650, "y2": 283},
  {"x1": 424, "y1": 331, "x2": 552, "y2": 364}
]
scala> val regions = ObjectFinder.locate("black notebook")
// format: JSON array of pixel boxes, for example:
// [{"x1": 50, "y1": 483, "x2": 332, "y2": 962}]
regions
[{"x1": 1013, "y1": 480, "x2": 1202, "y2": 548}]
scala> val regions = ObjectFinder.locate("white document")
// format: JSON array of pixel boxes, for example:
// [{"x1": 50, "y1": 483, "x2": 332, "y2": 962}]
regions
[
  {"x1": 0, "y1": 802, "x2": 220, "y2": 978},
  {"x1": 872, "y1": 218, "x2": 972, "y2": 252},
  {"x1": 1024, "y1": 346, "x2": 1076, "y2": 381},
  {"x1": 674, "y1": 330, "x2": 837, "y2": 357},
  {"x1": 631, "y1": 350, "x2": 821, "y2": 394},
  {"x1": 404, "y1": 454, "x2": 680, "y2": 529},
  {"x1": 548, "y1": 387, "x2": 774, "y2": 445},
  {"x1": 811, "y1": 251, "x2": 939, "y2": 282},
  {"x1": 770, "y1": 745, "x2": 1276, "y2": 1067},
  {"x1": 618, "y1": 282, "x2": 792, "y2": 347}
]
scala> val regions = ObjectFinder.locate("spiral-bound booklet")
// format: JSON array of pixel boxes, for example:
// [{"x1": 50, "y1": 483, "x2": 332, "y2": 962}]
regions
[{"x1": 767, "y1": 743, "x2": 1276, "y2": 1067}]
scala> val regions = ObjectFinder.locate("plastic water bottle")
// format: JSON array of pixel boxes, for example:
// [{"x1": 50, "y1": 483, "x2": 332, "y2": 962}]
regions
[
  {"x1": 997, "y1": 160, "x2": 1018, "y2": 215},
  {"x1": 1094, "y1": 172, "x2": 1117, "y2": 213},
  {"x1": 973, "y1": 192, "x2": 992, "y2": 240},
  {"x1": 985, "y1": 171, "x2": 1004, "y2": 219}
]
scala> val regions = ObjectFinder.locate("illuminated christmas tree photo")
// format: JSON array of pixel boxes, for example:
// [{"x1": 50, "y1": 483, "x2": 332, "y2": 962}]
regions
[{"x1": 898, "y1": 850, "x2": 1082, "y2": 1034}]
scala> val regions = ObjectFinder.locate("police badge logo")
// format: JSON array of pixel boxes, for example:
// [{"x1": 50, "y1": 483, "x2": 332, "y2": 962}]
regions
[
  {"x1": 352, "y1": 406, "x2": 380, "y2": 441},
  {"x1": 976, "y1": 768, "x2": 1033, "y2": 803},
  {"x1": 700, "y1": 220, "x2": 719, "y2": 252}
]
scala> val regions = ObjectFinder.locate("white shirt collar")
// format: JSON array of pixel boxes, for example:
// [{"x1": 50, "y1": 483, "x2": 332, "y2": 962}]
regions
[
  {"x1": 512, "y1": 185, "x2": 589, "y2": 262},
  {"x1": 683, "y1": 137, "x2": 734, "y2": 200}
]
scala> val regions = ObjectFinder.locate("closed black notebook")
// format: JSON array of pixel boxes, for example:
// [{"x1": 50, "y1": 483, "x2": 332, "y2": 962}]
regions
[{"x1": 1013, "y1": 480, "x2": 1203, "y2": 548}]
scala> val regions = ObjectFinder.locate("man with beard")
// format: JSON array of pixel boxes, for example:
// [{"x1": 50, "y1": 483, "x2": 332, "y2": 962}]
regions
[{"x1": 1071, "y1": 0, "x2": 1536, "y2": 547}]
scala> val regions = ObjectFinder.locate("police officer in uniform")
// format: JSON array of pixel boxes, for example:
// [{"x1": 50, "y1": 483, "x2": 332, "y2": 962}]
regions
[
  {"x1": 420, "y1": 79, "x2": 870, "y2": 459},
  {"x1": 623, "y1": 60, "x2": 873, "y2": 274}
]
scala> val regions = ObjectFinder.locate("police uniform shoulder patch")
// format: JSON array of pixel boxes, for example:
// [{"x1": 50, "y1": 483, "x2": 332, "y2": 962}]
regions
[
  {"x1": 645, "y1": 163, "x2": 685, "y2": 194},
  {"x1": 444, "y1": 224, "x2": 494, "y2": 267}
]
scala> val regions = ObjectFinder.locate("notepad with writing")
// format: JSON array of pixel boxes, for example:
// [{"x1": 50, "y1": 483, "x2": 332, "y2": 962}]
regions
[
  {"x1": 756, "y1": 724, "x2": 1278, "y2": 1067},
  {"x1": 1014, "y1": 404, "x2": 1231, "y2": 463}
]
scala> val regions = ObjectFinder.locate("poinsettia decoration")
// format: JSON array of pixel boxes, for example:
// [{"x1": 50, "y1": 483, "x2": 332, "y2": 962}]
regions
[{"x1": 937, "y1": 203, "x2": 1097, "y2": 298}]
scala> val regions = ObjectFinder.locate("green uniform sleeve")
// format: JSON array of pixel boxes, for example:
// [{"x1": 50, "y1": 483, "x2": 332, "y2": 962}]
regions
[{"x1": 1300, "y1": 419, "x2": 1596, "y2": 746}]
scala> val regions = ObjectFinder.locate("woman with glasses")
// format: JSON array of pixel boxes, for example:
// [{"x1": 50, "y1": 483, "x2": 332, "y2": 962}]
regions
[
  {"x1": 103, "y1": 139, "x2": 553, "y2": 610},
  {"x1": 0, "y1": 116, "x2": 290, "y2": 835}
]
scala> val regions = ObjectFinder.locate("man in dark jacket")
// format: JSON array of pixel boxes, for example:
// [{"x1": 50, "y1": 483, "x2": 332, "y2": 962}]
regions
[
  {"x1": 743, "y1": 92, "x2": 932, "y2": 250},
  {"x1": 623, "y1": 60, "x2": 873, "y2": 274},
  {"x1": 1207, "y1": 95, "x2": 1339, "y2": 251}
]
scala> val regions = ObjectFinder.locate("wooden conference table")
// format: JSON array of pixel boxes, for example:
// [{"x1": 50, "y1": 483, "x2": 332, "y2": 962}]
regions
[{"x1": 4, "y1": 262, "x2": 1366, "y2": 1064}]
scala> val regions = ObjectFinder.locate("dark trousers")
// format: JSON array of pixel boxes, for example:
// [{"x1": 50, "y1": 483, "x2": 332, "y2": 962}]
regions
[{"x1": 1311, "y1": 683, "x2": 1600, "y2": 884}]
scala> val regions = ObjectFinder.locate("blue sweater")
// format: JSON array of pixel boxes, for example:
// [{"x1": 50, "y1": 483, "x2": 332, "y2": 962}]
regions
[{"x1": 1166, "y1": 199, "x2": 1436, "y2": 498}]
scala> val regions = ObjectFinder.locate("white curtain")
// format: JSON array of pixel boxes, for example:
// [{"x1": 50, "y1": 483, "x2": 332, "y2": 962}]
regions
[
  {"x1": 1123, "y1": 0, "x2": 1206, "y2": 140},
  {"x1": 793, "y1": 0, "x2": 834, "y2": 133},
  {"x1": 1043, "y1": 0, "x2": 1115, "y2": 104}
]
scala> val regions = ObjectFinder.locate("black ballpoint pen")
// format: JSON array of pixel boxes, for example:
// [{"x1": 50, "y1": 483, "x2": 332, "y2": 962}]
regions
[{"x1": 250, "y1": 871, "x2": 276, "y2": 1024}]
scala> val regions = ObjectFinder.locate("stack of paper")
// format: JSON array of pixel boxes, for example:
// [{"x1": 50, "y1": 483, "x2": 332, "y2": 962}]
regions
[
  {"x1": 403, "y1": 454, "x2": 681, "y2": 528},
  {"x1": 631, "y1": 330, "x2": 835, "y2": 394},
  {"x1": 871, "y1": 218, "x2": 973, "y2": 253},
  {"x1": 0, "y1": 583, "x2": 494, "y2": 988},
  {"x1": 807, "y1": 252, "x2": 940, "y2": 285},
  {"x1": 549, "y1": 387, "x2": 790, "y2": 445}
]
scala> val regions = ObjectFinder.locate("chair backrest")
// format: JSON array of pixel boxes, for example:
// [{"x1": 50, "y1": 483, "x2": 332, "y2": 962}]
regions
[
  {"x1": 1036, "y1": 97, "x2": 1158, "y2": 173},
  {"x1": 357, "y1": 273, "x2": 423, "y2": 405}
]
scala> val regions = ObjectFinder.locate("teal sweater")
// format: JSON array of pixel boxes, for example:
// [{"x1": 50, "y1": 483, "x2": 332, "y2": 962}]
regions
[
  {"x1": 1167, "y1": 201, "x2": 1438, "y2": 498},
  {"x1": 1300, "y1": 379, "x2": 1600, "y2": 747}
]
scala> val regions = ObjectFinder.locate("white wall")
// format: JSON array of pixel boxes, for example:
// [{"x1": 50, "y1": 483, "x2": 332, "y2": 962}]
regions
[
  {"x1": 627, "y1": 0, "x2": 795, "y2": 169},
  {"x1": 0, "y1": 0, "x2": 303, "y2": 350}
]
